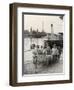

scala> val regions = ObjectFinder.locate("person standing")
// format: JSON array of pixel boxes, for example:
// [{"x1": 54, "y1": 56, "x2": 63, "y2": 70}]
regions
[{"x1": 51, "y1": 44, "x2": 59, "y2": 62}]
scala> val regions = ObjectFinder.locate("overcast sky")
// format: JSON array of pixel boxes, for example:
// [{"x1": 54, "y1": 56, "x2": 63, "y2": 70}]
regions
[{"x1": 24, "y1": 15, "x2": 64, "y2": 34}]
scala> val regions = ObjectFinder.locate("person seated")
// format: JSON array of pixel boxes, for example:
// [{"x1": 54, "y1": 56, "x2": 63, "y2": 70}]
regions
[
  {"x1": 46, "y1": 45, "x2": 51, "y2": 55},
  {"x1": 32, "y1": 45, "x2": 38, "y2": 64},
  {"x1": 39, "y1": 45, "x2": 44, "y2": 55},
  {"x1": 43, "y1": 45, "x2": 52, "y2": 65},
  {"x1": 32, "y1": 45, "x2": 39, "y2": 56},
  {"x1": 51, "y1": 44, "x2": 59, "y2": 62},
  {"x1": 37, "y1": 45, "x2": 42, "y2": 54},
  {"x1": 43, "y1": 43, "x2": 51, "y2": 55},
  {"x1": 51, "y1": 44, "x2": 59, "y2": 56}
]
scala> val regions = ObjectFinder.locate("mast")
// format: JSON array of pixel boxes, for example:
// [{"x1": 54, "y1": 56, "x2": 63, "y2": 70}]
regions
[{"x1": 42, "y1": 21, "x2": 44, "y2": 32}]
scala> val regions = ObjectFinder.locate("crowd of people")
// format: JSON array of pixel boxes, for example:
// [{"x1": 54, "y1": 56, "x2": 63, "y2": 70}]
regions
[{"x1": 31, "y1": 43, "x2": 63, "y2": 65}]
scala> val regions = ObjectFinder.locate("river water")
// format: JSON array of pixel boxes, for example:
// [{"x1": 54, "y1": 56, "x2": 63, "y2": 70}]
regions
[
  {"x1": 24, "y1": 37, "x2": 45, "y2": 51},
  {"x1": 24, "y1": 37, "x2": 45, "y2": 62}
]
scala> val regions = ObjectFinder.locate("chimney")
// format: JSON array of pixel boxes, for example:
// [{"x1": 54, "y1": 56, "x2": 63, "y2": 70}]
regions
[{"x1": 51, "y1": 24, "x2": 54, "y2": 40}]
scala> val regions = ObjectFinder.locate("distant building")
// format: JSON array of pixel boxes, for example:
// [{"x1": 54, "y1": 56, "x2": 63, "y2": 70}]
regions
[
  {"x1": 58, "y1": 33, "x2": 63, "y2": 40},
  {"x1": 24, "y1": 30, "x2": 30, "y2": 37},
  {"x1": 45, "y1": 24, "x2": 63, "y2": 40}
]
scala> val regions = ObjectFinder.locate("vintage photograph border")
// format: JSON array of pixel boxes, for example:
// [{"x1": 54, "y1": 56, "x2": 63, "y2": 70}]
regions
[
  {"x1": 9, "y1": 3, "x2": 72, "y2": 86},
  {"x1": 22, "y1": 12, "x2": 64, "y2": 75}
]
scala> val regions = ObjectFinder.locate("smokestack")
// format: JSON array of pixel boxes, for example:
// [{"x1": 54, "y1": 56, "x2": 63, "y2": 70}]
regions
[{"x1": 51, "y1": 24, "x2": 54, "y2": 40}]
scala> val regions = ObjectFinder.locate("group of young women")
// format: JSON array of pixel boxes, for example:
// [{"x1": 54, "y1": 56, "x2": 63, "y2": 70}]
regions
[{"x1": 32, "y1": 43, "x2": 62, "y2": 65}]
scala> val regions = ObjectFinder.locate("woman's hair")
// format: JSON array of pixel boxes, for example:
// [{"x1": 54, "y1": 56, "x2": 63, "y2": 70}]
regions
[
  {"x1": 41, "y1": 45, "x2": 43, "y2": 48},
  {"x1": 53, "y1": 44, "x2": 57, "y2": 48},
  {"x1": 36, "y1": 45, "x2": 39, "y2": 48}
]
